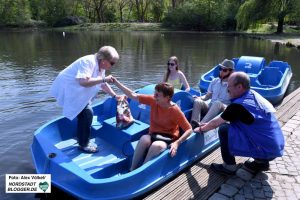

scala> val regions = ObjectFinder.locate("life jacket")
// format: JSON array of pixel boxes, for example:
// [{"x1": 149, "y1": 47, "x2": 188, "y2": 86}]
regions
[{"x1": 228, "y1": 90, "x2": 284, "y2": 159}]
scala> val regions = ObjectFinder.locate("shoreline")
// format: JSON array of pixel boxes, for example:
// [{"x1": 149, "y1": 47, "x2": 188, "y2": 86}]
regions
[
  {"x1": 247, "y1": 33, "x2": 300, "y2": 49},
  {"x1": 1, "y1": 22, "x2": 299, "y2": 49}
]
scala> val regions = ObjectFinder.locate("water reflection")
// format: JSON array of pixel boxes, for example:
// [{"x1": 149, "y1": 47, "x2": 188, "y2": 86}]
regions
[{"x1": 0, "y1": 31, "x2": 299, "y2": 200}]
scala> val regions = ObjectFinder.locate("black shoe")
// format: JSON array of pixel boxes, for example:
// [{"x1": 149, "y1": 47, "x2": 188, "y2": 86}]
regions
[
  {"x1": 243, "y1": 160, "x2": 269, "y2": 174},
  {"x1": 191, "y1": 120, "x2": 200, "y2": 129},
  {"x1": 210, "y1": 163, "x2": 236, "y2": 176}
]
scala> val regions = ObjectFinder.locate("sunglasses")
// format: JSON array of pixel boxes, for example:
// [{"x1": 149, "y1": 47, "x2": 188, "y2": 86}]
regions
[
  {"x1": 167, "y1": 62, "x2": 175, "y2": 67},
  {"x1": 219, "y1": 67, "x2": 232, "y2": 72}
]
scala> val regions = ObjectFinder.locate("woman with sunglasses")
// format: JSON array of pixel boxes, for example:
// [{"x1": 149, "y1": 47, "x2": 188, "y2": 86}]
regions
[
  {"x1": 191, "y1": 59, "x2": 234, "y2": 129},
  {"x1": 50, "y1": 46, "x2": 119, "y2": 153},
  {"x1": 163, "y1": 56, "x2": 190, "y2": 92}
]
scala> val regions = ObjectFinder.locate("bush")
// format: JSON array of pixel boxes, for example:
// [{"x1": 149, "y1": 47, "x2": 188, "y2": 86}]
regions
[
  {"x1": 162, "y1": 1, "x2": 234, "y2": 31},
  {"x1": 162, "y1": 3, "x2": 205, "y2": 30},
  {"x1": 53, "y1": 16, "x2": 85, "y2": 27}
]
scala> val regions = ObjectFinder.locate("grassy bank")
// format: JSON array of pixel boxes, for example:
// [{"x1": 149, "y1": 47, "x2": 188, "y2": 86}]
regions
[
  {"x1": 2, "y1": 22, "x2": 299, "y2": 49},
  {"x1": 54, "y1": 23, "x2": 169, "y2": 31},
  {"x1": 244, "y1": 23, "x2": 300, "y2": 49},
  {"x1": 54, "y1": 22, "x2": 300, "y2": 49},
  {"x1": 248, "y1": 33, "x2": 300, "y2": 49}
]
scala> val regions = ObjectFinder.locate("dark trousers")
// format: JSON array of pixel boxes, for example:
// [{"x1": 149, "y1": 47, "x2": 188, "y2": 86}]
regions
[
  {"x1": 77, "y1": 104, "x2": 93, "y2": 147},
  {"x1": 218, "y1": 123, "x2": 236, "y2": 165},
  {"x1": 218, "y1": 123, "x2": 272, "y2": 165}
]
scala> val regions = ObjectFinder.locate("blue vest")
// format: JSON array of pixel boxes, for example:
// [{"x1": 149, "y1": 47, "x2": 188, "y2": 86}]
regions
[{"x1": 228, "y1": 90, "x2": 284, "y2": 159}]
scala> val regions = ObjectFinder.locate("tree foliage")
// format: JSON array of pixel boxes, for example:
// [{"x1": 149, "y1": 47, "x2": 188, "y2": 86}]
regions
[
  {"x1": 163, "y1": 2, "x2": 202, "y2": 30},
  {"x1": 163, "y1": 0, "x2": 240, "y2": 31},
  {"x1": 0, "y1": 0, "x2": 31, "y2": 26},
  {"x1": 236, "y1": 0, "x2": 300, "y2": 33},
  {"x1": 0, "y1": 0, "x2": 299, "y2": 31},
  {"x1": 151, "y1": 0, "x2": 166, "y2": 22}
]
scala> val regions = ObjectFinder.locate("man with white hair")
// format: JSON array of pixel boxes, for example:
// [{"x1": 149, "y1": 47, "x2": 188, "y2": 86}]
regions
[{"x1": 195, "y1": 72, "x2": 284, "y2": 175}]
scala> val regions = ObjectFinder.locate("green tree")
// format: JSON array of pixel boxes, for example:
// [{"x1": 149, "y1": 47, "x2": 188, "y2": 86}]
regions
[
  {"x1": 236, "y1": 0, "x2": 300, "y2": 33},
  {"x1": 29, "y1": 0, "x2": 41, "y2": 20},
  {"x1": 163, "y1": 0, "x2": 234, "y2": 31},
  {"x1": 134, "y1": 0, "x2": 151, "y2": 22},
  {"x1": 170, "y1": 0, "x2": 186, "y2": 9},
  {"x1": 223, "y1": 0, "x2": 244, "y2": 29},
  {"x1": 39, "y1": 0, "x2": 68, "y2": 26},
  {"x1": 271, "y1": 0, "x2": 300, "y2": 33},
  {"x1": 92, "y1": 0, "x2": 116, "y2": 22},
  {"x1": 0, "y1": 0, "x2": 31, "y2": 25},
  {"x1": 115, "y1": 0, "x2": 132, "y2": 22},
  {"x1": 197, "y1": 0, "x2": 226, "y2": 30},
  {"x1": 151, "y1": 0, "x2": 166, "y2": 22},
  {"x1": 81, "y1": 0, "x2": 95, "y2": 22}
]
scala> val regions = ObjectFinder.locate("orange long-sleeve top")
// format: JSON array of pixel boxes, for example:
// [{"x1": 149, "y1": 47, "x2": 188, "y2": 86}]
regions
[{"x1": 138, "y1": 95, "x2": 191, "y2": 140}]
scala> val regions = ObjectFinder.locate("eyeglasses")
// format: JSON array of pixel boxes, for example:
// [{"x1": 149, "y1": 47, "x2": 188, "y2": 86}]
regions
[
  {"x1": 167, "y1": 62, "x2": 175, "y2": 66},
  {"x1": 219, "y1": 67, "x2": 232, "y2": 72}
]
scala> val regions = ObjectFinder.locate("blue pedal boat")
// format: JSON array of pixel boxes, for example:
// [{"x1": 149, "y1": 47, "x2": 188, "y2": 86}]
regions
[
  {"x1": 31, "y1": 84, "x2": 220, "y2": 200},
  {"x1": 199, "y1": 56, "x2": 293, "y2": 105}
]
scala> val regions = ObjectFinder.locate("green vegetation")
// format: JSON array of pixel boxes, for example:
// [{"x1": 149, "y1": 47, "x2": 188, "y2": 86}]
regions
[
  {"x1": 56, "y1": 23, "x2": 167, "y2": 31},
  {"x1": 245, "y1": 23, "x2": 300, "y2": 34},
  {"x1": 236, "y1": 0, "x2": 300, "y2": 33},
  {"x1": 0, "y1": 0, "x2": 299, "y2": 33}
]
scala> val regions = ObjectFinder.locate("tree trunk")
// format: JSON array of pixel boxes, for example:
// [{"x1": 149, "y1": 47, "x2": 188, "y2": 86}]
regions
[
  {"x1": 135, "y1": 0, "x2": 141, "y2": 21},
  {"x1": 120, "y1": 7, "x2": 123, "y2": 22},
  {"x1": 276, "y1": 13, "x2": 284, "y2": 34},
  {"x1": 96, "y1": 9, "x2": 101, "y2": 22},
  {"x1": 141, "y1": 0, "x2": 150, "y2": 22},
  {"x1": 126, "y1": 1, "x2": 133, "y2": 22},
  {"x1": 172, "y1": 0, "x2": 176, "y2": 9}
]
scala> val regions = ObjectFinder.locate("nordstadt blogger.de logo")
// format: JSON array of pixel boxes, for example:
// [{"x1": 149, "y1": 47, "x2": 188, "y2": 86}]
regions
[{"x1": 6, "y1": 174, "x2": 51, "y2": 193}]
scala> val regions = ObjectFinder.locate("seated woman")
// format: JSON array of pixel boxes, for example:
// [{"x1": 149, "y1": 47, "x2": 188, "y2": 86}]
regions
[
  {"x1": 163, "y1": 56, "x2": 190, "y2": 92},
  {"x1": 112, "y1": 78, "x2": 192, "y2": 171}
]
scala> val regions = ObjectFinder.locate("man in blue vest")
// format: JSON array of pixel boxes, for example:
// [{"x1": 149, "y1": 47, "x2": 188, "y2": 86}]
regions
[{"x1": 194, "y1": 71, "x2": 284, "y2": 175}]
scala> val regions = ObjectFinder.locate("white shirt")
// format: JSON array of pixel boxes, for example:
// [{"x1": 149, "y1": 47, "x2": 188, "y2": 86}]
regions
[
  {"x1": 50, "y1": 54, "x2": 105, "y2": 120},
  {"x1": 208, "y1": 77, "x2": 231, "y2": 105}
]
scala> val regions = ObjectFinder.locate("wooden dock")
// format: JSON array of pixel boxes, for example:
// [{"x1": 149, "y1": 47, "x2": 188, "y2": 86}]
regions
[
  {"x1": 144, "y1": 87, "x2": 300, "y2": 200},
  {"x1": 275, "y1": 87, "x2": 300, "y2": 125}
]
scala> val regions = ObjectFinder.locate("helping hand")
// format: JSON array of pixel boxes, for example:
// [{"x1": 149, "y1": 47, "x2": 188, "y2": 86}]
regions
[
  {"x1": 194, "y1": 123, "x2": 207, "y2": 133},
  {"x1": 111, "y1": 76, "x2": 119, "y2": 84},
  {"x1": 105, "y1": 75, "x2": 114, "y2": 83}
]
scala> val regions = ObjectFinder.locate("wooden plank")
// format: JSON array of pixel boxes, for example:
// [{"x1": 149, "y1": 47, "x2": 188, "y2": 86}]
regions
[
  {"x1": 144, "y1": 149, "x2": 224, "y2": 200},
  {"x1": 276, "y1": 87, "x2": 300, "y2": 122},
  {"x1": 170, "y1": 157, "x2": 246, "y2": 200},
  {"x1": 277, "y1": 87, "x2": 300, "y2": 108},
  {"x1": 144, "y1": 148, "x2": 247, "y2": 200},
  {"x1": 280, "y1": 105, "x2": 300, "y2": 123}
]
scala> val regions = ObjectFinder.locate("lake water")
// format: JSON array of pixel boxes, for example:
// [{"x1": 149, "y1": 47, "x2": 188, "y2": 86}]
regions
[{"x1": 1, "y1": 30, "x2": 299, "y2": 199}]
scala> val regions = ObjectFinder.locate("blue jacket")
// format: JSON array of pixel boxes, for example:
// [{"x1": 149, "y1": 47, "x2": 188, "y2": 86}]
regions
[{"x1": 228, "y1": 90, "x2": 284, "y2": 159}]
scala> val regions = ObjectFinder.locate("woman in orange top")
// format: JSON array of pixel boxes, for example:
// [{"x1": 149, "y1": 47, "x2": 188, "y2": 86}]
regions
[{"x1": 112, "y1": 78, "x2": 192, "y2": 171}]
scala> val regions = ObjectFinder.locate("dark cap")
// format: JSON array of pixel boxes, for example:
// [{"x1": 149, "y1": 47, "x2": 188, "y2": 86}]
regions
[{"x1": 219, "y1": 59, "x2": 235, "y2": 70}]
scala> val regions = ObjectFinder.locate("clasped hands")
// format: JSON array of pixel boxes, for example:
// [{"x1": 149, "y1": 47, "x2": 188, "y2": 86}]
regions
[
  {"x1": 103, "y1": 75, "x2": 120, "y2": 84},
  {"x1": 103, "y1": 75, "x2": 114, "y2": 83},
  {"x1": 194, "y1": 123, "x2": 207, "y2": 133}
]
